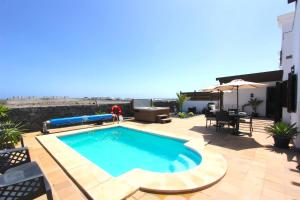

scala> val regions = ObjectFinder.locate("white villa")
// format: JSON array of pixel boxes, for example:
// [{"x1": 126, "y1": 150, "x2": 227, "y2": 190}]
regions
[{"x1": 278, "y1": 0, "x2": 300, "y2": 148}]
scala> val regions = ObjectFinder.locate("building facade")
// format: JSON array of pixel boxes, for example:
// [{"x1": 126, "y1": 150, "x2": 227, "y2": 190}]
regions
[
  {"x1": 278, "y1": 0, "x2": 300, "y2": 148},
  {"x1": 216, "y1": 70, "x2": 283, "y2": 118}
]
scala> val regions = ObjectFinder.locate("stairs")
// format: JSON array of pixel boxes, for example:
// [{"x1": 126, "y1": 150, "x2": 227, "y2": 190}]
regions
[{"x1": 156, "y1": 114, "x2": 172, "y2": 124}]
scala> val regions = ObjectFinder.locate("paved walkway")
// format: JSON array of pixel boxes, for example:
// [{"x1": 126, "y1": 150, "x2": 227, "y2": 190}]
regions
[{"x1": 23, "y1": 116, "x2": 300, "y2": 200}]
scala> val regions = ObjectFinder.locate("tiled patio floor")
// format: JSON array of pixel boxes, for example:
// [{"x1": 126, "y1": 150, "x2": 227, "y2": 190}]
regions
[{"x1": 22, "y1": 116, "x2": 300, "y2": 200}]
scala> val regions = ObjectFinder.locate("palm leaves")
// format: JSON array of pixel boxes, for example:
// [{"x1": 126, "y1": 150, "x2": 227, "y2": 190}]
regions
[
  {"x1": 0, "y1": 105, "x2": 9, "y2": 119},
  {"x1": 248, "y1": 98, "x2": 263, "y2": 113},
  {"x1": 0, "y1": 105, "x2": 24, "y2": 149},
  {"x1": 176, "y1": 93, "x2": 188, "y2": 112},
  {"x1": 0, "y1": 121, "x2": 24, "y2": 148},
  {"x1": 265, "y1": 121, "x2": 298, "y2": 138}
]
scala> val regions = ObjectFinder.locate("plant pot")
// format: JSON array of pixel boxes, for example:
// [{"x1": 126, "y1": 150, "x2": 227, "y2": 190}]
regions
[
  {"x1": 0, "y1": 142, "x2": 15, "y2": 150},
  {"x1": 273, "y1": 136, "x2": 290, "y2": 148}
]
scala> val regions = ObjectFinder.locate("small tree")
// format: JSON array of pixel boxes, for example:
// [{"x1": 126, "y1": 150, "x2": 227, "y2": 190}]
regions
[
  {"x1": 176, "y1": 93, "x2": 188, "y2": 112},
  {"x1": 248, "y1": 98, "x2": 263, "y2": 114}
]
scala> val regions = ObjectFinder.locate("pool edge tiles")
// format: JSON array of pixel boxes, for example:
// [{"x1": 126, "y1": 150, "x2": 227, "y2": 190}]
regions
[{"x1": 36, "y1": 124, "x2": 227, "y2": 200}]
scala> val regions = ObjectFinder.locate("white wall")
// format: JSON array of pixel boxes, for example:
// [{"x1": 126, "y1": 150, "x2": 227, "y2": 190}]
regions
[
  {"x1": 222, "y1": 82, "x2": 275, "y2": 117},
  {"x1": 278, "y1": 12, "x2": 295, "y2": 81},
  {"x1": 278, "y1": 12, "x2": 296, "y2": 125},
  {"x1": 278, "y1": 6, "x2": 300, "y2": 148},
  {"x1": 293, "y1": 2, "x2": 300, "y2": 148},
  {"x1": 183, "y1": 100, "x2": 218, "y2": 113}
]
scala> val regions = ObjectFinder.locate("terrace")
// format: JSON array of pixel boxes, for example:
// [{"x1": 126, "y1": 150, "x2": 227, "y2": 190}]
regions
[
  {"x1": 20, "y1": 115, "x2": 300, "y2": 200},
  {"x1": 1, "y1": 1, "x2": 300, "y2": 199}
]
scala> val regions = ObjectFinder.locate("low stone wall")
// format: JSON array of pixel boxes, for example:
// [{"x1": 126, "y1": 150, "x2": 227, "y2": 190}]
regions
[
  {"x1": 7, "y1": 100, "x2": 178, "y2": 132},
  {"x1": 7, "y1": 103, "x2": 132, "y2": 132}
]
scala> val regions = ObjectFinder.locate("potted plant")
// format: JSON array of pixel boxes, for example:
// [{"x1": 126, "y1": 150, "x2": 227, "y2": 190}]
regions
[
  {"x1": 265, "y1": 121, "x2": 298, "y2": 148},
  {"x1": 248, "y1": 98, "x2": 263, "y2": 117}
]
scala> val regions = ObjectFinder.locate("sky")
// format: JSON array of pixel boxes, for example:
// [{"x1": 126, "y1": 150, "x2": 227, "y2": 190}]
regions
[{"x1": 0, "y1": 0, "x2": 295, "y2": 99}]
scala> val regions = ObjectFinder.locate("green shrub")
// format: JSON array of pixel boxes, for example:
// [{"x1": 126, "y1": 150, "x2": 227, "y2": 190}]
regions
[
  {"x1": 95, "y1": 111, "x2": 106, "y2": 115},
  {"x1": 0, "y1": 121, "x2": 24, "y2": 149},
  {"x1": 0, "y1": 105, "x2": 9, "y2": 119},
  {"x1": 0, "y1": 105, "x2": 24, "y2": 149},
  {"x1": 188, "y1": 112, "x2": 194, "y2": 117},
  {"x1": 178, "y1": 112, "x2": 187, "y2": 118}
]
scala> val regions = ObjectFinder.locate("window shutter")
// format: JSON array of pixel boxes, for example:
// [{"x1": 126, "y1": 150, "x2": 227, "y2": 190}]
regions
[
  {"x1": 282, "y1": 80, "x2": 287, "y2": 107},
  {"x1": 287, "y1": 73, "x2": 297, "y2": 112}
]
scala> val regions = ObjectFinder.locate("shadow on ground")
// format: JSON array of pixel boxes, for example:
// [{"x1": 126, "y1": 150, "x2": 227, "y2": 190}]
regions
[
  {"x1": 265, "y1": 145, "x2": 300, "y2": 174},
  {"x1": 190, "y1": 125, "x2": 263, "y2": 151}
]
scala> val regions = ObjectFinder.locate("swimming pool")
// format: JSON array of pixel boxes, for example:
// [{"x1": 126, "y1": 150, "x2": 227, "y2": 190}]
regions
[{"x1": 59, "y1": 126, "x2": 202, "y2": 177}]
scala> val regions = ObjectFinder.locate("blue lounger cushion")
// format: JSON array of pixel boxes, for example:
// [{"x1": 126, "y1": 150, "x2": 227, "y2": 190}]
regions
[{"x1": 48, "y1": 114, "x2": 113, "y2": 126}]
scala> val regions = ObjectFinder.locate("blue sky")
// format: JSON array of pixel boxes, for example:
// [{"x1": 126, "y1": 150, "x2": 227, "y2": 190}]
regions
[{"x1": 0, "y1": 0, "x2": 294, "y2": 98}]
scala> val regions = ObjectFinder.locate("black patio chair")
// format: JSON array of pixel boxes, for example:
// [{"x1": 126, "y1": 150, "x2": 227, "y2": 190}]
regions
[
  {"x1": 228, "y1": 108, "x2": 238, "y2": 115},
  {"x1": 205, "y1": 111, "x2": 216, "y2": 128},
  {"x1": 0, "y1": 161, "x2": 53, "y2": 200},
  {"x1": 0, "y1": 147, "x2": 31, "y2": 174},
  {"x1": 215, "y1": 111, "x2": 236, "y2": 132},
  {"x1": 239, "y1": 115, "x2": 253, "y2": 136}
]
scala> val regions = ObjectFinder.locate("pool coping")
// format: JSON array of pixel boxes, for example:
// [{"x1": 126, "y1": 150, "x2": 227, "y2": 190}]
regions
[{"x1": 37, "y1": 123, "x2": 227, "y2": 200}]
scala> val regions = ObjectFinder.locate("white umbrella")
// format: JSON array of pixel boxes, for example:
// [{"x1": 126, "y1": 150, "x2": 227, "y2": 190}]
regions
[
  {"x1": 214, "y1": 79, "x2": 266, "y2": 110},
  {"x1": 201, "y1": 85, "x2": 219, "y2": 93},
  {"x1": 200, "y1": 86, "x2": 232, "y2": 109},
  {"x1": 201, "y1": 87, "x2": 232, "y2": 93}
]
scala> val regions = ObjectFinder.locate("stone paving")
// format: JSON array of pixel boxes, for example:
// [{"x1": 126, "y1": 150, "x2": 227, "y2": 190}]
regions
[{"x1": 22, "y1": 116, "x2": 300, "y2": 200}]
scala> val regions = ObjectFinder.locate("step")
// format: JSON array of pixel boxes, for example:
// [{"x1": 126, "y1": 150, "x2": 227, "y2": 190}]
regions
[
  {"x1": 159, "y1": 118, "x2": 172, "y2": 124},
  {"x1": 156, "y1": 114, "x2": 169, "y2": 119}
]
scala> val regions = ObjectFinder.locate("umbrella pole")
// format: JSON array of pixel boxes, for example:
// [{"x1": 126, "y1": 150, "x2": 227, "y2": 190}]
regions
[
  {"x1": 219, "y1": 90, "x2": 221, "y2": 110},
  {"x1": 237, "y1": 86, "x2": 239, "y2": 111}
]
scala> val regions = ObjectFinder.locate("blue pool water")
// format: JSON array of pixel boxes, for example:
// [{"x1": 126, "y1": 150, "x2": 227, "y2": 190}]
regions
[{"x1": 59, "y1": 126, "x2": 202, "y2": 177}]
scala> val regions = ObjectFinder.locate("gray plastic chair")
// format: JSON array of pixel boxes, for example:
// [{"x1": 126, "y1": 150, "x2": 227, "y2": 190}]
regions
[
  {"x1": 0, "y1": 148, "x2": 53, "y2": 200},
  {"x1": 0, "y1": 161, "x2": 53, "y2": 200},
  {"x1": 239, "y1": 115, "x2": 253, "y2": 136},
  {"x1": 0, "y1": 147, "x2": 31, "y2": 174}
]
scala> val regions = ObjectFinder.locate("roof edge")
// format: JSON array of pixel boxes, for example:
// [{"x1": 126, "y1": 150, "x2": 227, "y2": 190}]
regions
[{"x1": 216, "y1": 70, "x2": 283, "y2": 84}]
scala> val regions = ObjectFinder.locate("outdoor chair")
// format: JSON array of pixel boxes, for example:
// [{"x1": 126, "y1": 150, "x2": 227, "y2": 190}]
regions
[
  {"x1": 205, "y1": 111, "x2": 216, "y2": 128},
  {"x1": 228, "y1": 108, "x2": 238, "y2": 115},
  {"x1": 0, "y1": 147, "x2": 31, "y2": 174},
  {"x1": 215, "y1": 111, "x2": 236, "y2": 132},
  {"x1": 0, "y1": 161, "x2": 53, "y2": 200},
  {"x1": 239, "y1": 115, "x2": 253, "y2": 136}
]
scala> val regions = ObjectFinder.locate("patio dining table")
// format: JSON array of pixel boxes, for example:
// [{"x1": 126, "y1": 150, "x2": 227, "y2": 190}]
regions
[{"x1": 228, "y1": 112, "x2": 248, "y2": 136}]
